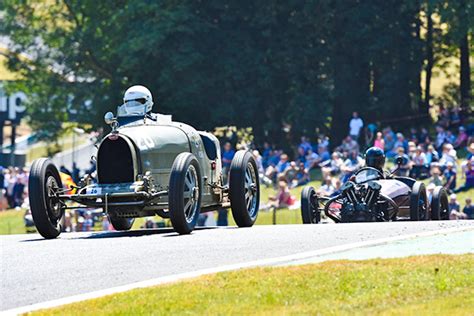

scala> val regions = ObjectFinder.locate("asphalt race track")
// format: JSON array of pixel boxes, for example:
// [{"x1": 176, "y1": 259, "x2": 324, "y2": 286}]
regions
[{"x1": 1, "y1": 221, "x2": 473, "y2": 311}]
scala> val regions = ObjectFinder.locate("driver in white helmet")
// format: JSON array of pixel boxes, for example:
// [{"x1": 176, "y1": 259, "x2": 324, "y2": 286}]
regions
[{"x1": 117, "y1": 85, "x2": 154, "y2": 117}]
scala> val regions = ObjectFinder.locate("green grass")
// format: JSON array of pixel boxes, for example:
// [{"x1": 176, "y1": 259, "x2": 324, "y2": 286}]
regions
[
  {"x1": 31, "y1": 254, "x2": 474, "y2": 315},
  {"x1": 0, "y1": 209, "x2": 27, "y2": 235}
]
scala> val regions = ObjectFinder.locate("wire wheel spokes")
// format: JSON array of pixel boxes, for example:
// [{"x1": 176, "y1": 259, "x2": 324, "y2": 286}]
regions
[
  {"x1": 183, "y1": 165, "x2": 199, "y2": 223},
  {"x1": 46, "y1": 175, "x2": 62, "y2": 224},
  {"x1": 244, "y1": 163, "x2": 257, "y2": 219}
]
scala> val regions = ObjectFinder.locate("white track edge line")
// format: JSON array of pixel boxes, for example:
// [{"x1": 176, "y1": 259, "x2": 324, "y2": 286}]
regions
[{"x1": 3, "y1": 225, "x2": 473, "y2": 315}]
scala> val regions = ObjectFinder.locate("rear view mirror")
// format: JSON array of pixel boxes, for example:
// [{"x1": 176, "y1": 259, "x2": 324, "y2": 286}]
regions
[{"x1": 395, "y1": 155, "x2": 405, "y2": 166}]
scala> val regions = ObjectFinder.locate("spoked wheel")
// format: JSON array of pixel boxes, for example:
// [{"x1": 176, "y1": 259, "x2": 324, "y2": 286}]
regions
[
  {"x1": 109, "y1": 217, "x2": 135, "y2": 231},
  {"x1": 169, "y1": 153, "x2": 202, "y2": 234},
  {"x1": 431, "y1": 186, "x2": 450, "y2": 220},
  {"x1": 29, "y1": 158, "x2": 64, "y2": 239},
  {"x1": 410, "y1": 182, "x2": 428, "y2": 221},
  {"x1": 229, "y1": 150, "x2": 260, "y2": 227},
  {"x1": 301, "y1": 186, "x2": 320, "y2": 224}
]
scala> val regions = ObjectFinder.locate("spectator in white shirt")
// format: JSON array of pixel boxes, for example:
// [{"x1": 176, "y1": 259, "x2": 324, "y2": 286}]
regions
[{"x1": 349, "y1": 112, "x2": 364, "y2": 141}]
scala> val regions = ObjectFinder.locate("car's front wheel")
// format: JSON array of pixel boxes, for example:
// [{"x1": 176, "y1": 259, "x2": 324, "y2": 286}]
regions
[
  {"x1": 169, "y1": 153, "x2": 202, "y2": 234},
  {"x1": 29, "y1": 158, "x2": 64, "y2": 239},
  {"x1": 301, "y1": 186, "x2": 320, "y2": 224},
  {"x1": 229, "y1": 150, "x2": 260, "y2": 227}
]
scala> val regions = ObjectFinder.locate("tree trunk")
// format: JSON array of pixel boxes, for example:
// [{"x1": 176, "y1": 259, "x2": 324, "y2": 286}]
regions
[
  {"x1": 423, "y1": 4, "x2": 433, "y2": 116},
  {"x1": 460, "y1": 33, "x2": 471, "y2": 111}
]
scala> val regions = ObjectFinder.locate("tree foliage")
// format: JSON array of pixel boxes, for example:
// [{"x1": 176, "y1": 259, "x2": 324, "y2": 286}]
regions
[{"x1": 0, "y1": 0, "x2": 471, "y2": 146}]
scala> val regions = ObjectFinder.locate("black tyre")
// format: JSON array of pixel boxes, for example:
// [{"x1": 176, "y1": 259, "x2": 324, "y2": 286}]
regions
[
  {"x1": 301, "y1": 186, "x2": 320, "y2": 224},
  {"x1": 229, "y1": 150, "x2": 260, "y2": 227},
  {"x1": 109, "y1": 217, "x2": 135, "y2": 231},
  {"x1": 169, "y1": 153, "x2": 202, "y2": 234},
  {"x1": 28, "y1": 158, "x2": 64, "y2": 239},
  {"x1": 410, "y1": 182, "x2": 428, "y2": 221},
  {"x1": 431, "y1": 186, "x2": 450, "y2": 220}
]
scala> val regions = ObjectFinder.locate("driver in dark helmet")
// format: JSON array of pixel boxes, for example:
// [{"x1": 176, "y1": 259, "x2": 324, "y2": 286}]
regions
[
  {"x1": 364, "y1": 147, "x2": 391, "y2": 178},
  {"x1": 365, "y1": 147, "x2": 385, "y2": 171}
]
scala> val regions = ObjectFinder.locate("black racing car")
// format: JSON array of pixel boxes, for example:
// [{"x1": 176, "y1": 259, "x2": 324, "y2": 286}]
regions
[{"x1": 301, "y1": 149, "x2": 450, "y2": 224}]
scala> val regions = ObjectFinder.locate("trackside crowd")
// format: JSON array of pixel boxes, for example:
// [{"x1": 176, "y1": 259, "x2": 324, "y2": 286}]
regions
[
  {"x1": 219, "y1": 109, "x2": 473, "y2": 221},
  {"x1": 1, "y1": 107, "x2": 473, "y2": 233}
]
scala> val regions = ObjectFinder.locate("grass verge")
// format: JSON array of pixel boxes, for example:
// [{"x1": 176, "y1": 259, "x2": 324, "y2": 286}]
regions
[
  {"x1": 31, "y1": 254, "x2": 474, "y2": 315},
  {"x1": 0, "y1": 209, "x2": 26, "y2": 235}
]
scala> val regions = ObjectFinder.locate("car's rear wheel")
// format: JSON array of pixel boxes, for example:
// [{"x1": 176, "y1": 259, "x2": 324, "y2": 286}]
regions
[
  {"x1": 431, "y1": 186, "x2": 449, "y2": 220},
  {"x1": 301, "y1": 186, "x2": 320, "y2": 224},
  {"x1": 169, "y1": 153, "x2": 202, "y2": 234},
  {"x1": 410, "y1": 182, "x2": 428, "y2": 221},
  {"x1": 229, "y1": 150, "x2": 260, "y2": 227},
  {"x1": 109, "y1": 217, "x2": 135, "y2": 231},
  {"x1": 29, "y1": 158, "x2": 64, "y2": 239}
]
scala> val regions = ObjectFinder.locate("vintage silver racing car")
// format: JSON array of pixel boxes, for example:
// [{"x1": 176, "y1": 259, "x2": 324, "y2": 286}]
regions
[
  {"x1": 28, "y1": 110, "x2": 260, "y2": 239},
  {"x1": 301, "y1": 158, "x2": 450, "y2": 224}
]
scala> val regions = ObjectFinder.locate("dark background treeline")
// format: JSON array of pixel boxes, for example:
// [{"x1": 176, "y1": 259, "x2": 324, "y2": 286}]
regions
[{"x1": 1, "y1": 0, "x2": 472, "y2": 147}]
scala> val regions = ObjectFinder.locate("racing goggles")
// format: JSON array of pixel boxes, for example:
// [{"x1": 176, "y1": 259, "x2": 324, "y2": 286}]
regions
[
  {"x1": 122, "y1": 98, "x2": 147, "y2": 115},
  {"x1": 125, "y1": 98, "x2": 147, "y2": 106}
]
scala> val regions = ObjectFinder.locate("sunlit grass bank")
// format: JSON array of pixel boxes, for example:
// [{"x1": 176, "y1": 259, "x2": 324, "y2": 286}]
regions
[{"x1": 32, "y1": 254, "x2": 474, "y2": 315}]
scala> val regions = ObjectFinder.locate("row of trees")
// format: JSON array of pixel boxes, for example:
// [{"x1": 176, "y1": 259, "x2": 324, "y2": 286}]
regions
[{"x1": 0, "y1": 0, "x2": 472, "y2": 146}]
